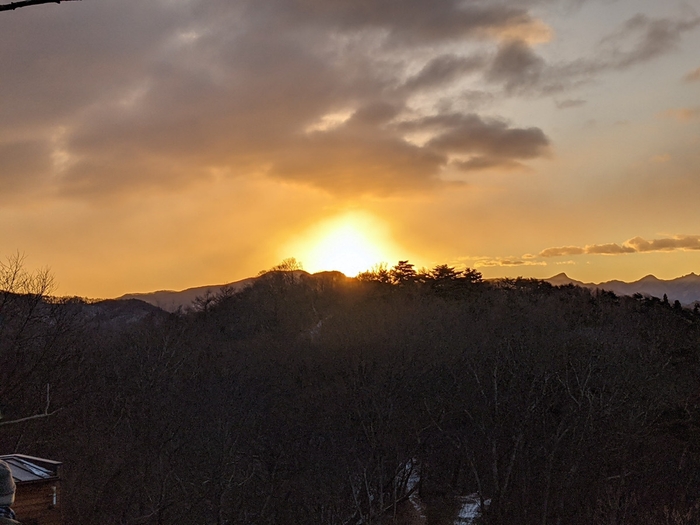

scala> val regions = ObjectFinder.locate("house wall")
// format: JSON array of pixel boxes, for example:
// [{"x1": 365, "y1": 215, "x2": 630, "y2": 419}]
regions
[{"x1": 14, "y1": 481, "x2": 62, "y2": 525}]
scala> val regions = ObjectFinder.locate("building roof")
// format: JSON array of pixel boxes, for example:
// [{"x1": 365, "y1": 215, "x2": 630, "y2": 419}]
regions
[{"x1": 0, "y1": 454, "x2": 61, "y2": 483}]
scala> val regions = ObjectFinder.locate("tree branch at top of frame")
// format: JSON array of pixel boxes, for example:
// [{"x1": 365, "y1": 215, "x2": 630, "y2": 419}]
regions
[{"x1": 0, "y1": 0, "x2": 80, "y2": 12}]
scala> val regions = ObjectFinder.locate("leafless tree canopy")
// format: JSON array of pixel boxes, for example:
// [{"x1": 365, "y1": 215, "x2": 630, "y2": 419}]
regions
[{"x1": 3, "y1": 258, "x2": 700, "y2": 524}]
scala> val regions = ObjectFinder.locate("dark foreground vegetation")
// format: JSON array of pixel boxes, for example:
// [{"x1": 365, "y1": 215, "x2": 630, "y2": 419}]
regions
[{"x1": 2, "y1": 256, "x2": 700, "y2": 524}]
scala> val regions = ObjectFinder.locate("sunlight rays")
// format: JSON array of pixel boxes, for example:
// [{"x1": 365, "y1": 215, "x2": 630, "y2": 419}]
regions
[{"x1": 283, "y1": 212, "x2": 403, "y2": 277}]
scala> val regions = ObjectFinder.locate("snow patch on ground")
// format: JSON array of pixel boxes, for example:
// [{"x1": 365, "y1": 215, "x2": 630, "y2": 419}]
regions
[
  {"x1": 454, "y1": 493, "x2": 490, "y2": 524},
  {"x1": 405, "y1": 460, "x2": 427, "y2": 520},
  {"x1": 400, "y1": 460, "x2": 489, "y2": 525}
]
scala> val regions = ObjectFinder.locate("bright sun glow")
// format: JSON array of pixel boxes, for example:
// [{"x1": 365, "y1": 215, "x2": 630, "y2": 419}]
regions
[{"x1": 284, "y1": 212, "x2": 403, "y2": 277}]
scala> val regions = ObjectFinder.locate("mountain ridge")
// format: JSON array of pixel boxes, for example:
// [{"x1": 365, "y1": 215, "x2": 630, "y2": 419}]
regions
[
  {"x1": 118, "y1": 270, "x2": 700, "y2": 312},
  {"x1": 118, "y1": 276, "x2": 258, "y2": 312},
  {"x1": 544, "y1": 272, "x2": 700, "y2": 305}
]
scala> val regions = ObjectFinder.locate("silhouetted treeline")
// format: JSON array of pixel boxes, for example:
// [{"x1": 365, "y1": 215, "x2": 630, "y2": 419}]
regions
[{"x1": 2, "y1": 260, "x2": 700, "y2": 524}]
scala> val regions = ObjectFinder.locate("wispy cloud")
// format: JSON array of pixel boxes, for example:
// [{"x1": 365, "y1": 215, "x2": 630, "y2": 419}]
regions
[
  {"x1": 539, "y1": 246, "x2": 585, "y2": 257},
  {"x1": 556, "y1": 99, "x2": 586, "y2": 109},
  {"x1": 684, "y1": 66, "x2": 700, "y2": 82},
  {"x1": 585, "y1": 243, "x2": 637, "y2": 255},
  {"x1": 659, "y1": 108, "x2": 700, "y2": 122},
  {"x1": 401, "y1": 54, "x2": 486, "y2": 93},
  {"x1": 483, "y1": 13, "x2": 700, "y2": 96},
  {"x1": 650, "y1": 153, "x2": 671, "y2": 163},
  {"x1": 539, "y1": 235, "x2": 700, "y2": 257},
  {"x1": 599, "y1": 14, "x2": 700, "y2": 70},
  {"x1": 626, "y1": 235, "x2": 700, "y2": 252},
  {"x1": 486, "y1": 39, "x2": 546, "y2": 94},
  {"x1": 474, "y1": 257, "x2": 547, "y2": 268},
  {"x1": 482, "y1": 17, "x2": 554, "y2": 44}
]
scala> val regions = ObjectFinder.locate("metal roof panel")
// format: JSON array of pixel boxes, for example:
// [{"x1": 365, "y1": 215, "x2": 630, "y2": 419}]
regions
[{"x1": 0, "y1": 455, "x2": 59, "y2": 482}]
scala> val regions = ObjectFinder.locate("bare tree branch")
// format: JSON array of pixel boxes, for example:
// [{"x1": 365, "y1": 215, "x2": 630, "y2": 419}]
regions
[
  {"x1": 0, "y1": 0, "x2": 79, "y2": 12},
  {"x1": 0, "y1": 383, "x2": 62, "y2": 427},
  {"x1": 0, "y1": 409, "x2": 63, "y2": 426}
]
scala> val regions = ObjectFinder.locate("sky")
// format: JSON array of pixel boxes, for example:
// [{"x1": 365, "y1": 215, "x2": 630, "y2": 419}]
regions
[{"x1": 1, "y1": 0, "x2": 699, "y2": 298}]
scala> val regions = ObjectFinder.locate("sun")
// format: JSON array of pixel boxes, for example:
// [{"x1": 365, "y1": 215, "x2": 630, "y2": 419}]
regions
[
  {"x1": 306, "y1": 223, "x2": 383, "y2": 276},
  {"x1": 284, "y1": 212, "x2": 402, "y2": 277}
]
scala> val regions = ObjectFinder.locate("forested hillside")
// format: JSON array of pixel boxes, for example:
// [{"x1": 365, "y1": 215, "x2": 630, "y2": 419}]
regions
[{"x1": 2, "y1": 260, "x2": 700, "y2": 525}]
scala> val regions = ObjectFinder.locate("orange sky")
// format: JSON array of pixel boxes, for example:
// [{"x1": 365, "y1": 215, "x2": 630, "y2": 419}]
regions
[{"x1": 1, "y1": 0, "x2": 699, "y2": 298}]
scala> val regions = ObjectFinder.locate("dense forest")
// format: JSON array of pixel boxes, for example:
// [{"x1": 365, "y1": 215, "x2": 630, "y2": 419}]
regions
[{"x1": 2, "y1": 256, "x2": 700, "y2": 524}]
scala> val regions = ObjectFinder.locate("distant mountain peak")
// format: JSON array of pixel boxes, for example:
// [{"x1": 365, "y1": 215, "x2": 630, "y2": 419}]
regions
[
  {"x1": 543, "y1": 272, "x2": 700, "y2": 306},
  {"x1": 118, "y1": 277, "x2": 256, "y2": 312},
  {"x1": 546, "y1": 273, "x2": 585, "y2": 286}
]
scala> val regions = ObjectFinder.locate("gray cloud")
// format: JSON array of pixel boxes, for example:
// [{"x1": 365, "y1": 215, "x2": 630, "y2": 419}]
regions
[
  {"x1": 348, "y1": 101, "x2": 404, "y2": 127},
  {"x1": 422, "y1": 113, "x2": 550, "y2": 159},
  {"x1": 660, "y1": 108, "x2": 700, "y2": 122},
  {"x1": 268, "y1": 104, "x2": 549, "y2": 193},
  {"x1": 0, "y1": 1, "x2": 187, "y2": 129},
  {"x1": 271, "y1": 133, "x2": 448, "y2": 195},
  {"x1": 539, "y1": 236, "x2": 700, "y2": 257},
  {"x1": 481, "y1": 13, "x2": 700, "y2": 96},
  {"x1": 3, "y1": 0, "x2": 689, "y2": 201},
  {"x1": 0, "y1": 141, "x2": 52, "y2": 197},
  {"x1": 452, "y1": 157, "x2": 523, "y2": 172},
  {"x1": 556, "y1": 99, "x2": 586, "y2": 109},
  {"x1": 684, "y1": 67, "x2": 700, "y2": 82},
  {"x1": 599, "y1": 14, "x2": 700, "y2": 70},
  {"x1": 280, "y1": 1, "x2": 538, "y2": 46},
  {"x1": 0, "y1": 0, "x2": 557, "y2": 200},
  {"x1": 381, "y1": 112, "x2": 552, "y2": 172},
  {"x1": 434, "y1": 90, "x2": 496, "y2": 114},
  {"x1": 486, "y1": 39, "x2": 545, "y2": 94},
  {"x1": 402, "y1": 54, "x2": 486, "y2": 93}
]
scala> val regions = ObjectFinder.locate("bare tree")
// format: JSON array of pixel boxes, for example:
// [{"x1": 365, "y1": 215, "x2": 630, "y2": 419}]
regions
[{"x1": 0, "y1": 253, "x2": 68, "y2": 429}]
